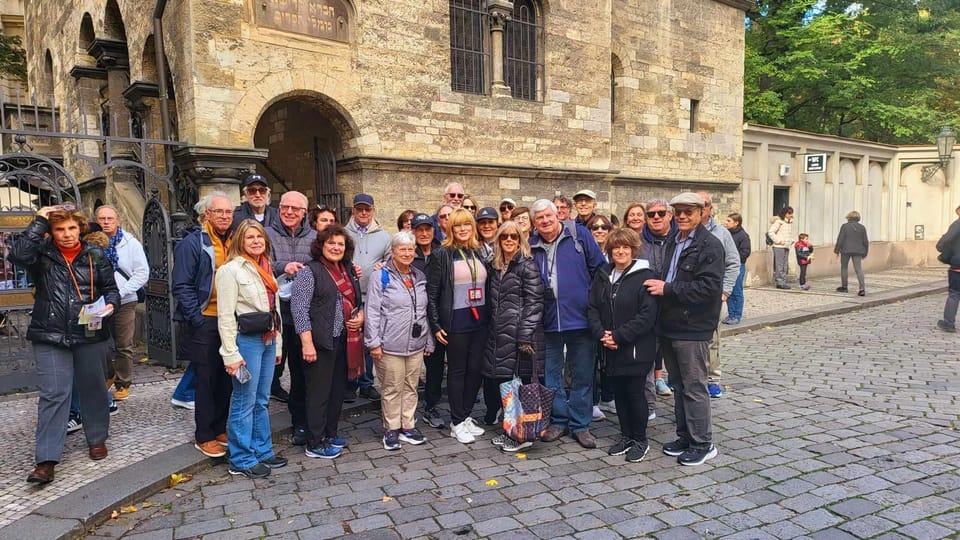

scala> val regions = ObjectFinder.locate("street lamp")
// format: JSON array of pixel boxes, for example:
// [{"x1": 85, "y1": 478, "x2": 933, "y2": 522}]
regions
[{"x1": 922, "y1": 125, "x2": 955, "y2": 183}]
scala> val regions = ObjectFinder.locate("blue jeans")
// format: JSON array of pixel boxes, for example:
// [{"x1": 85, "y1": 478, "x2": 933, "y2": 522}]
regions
[
  {"x1": 227, "y1": 334, "x2": 277, "y2": 469},
  {"x1": 544, "y1": 329, "x2": 595, "y2": 433},
  {"x1": 726, "y1": 264, "x2": 746, "y2": 319},
  {"x1": 348, "y1": 350, "x2": 375, "y2": 391},
  {"x1": 171, "y1": 362, "x2": 196, "y2": 403}
]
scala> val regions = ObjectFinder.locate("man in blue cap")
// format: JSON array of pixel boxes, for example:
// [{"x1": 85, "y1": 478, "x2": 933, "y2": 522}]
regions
[{"x1": 233, "y1": 174, "x2": 280, "y2": 229}]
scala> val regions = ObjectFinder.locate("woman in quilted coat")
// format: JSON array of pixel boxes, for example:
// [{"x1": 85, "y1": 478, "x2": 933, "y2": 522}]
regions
[{"x1": 482, "y1": 220, "x2": 545, "y2": 453}]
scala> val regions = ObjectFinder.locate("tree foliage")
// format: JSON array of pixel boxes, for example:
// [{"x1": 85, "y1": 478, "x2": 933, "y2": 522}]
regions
[
  {"x1": 744, "y1": 0, "x2": 960, "y2": 144},
  {"x1": 0, "y1": 34, "x2": 26, "y2": 81}
]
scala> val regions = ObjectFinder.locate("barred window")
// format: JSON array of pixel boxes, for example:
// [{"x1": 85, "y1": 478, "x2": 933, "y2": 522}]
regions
[
  {"x1": 504, "y1": 0, "x2": 541, "y2": 101},
  {"x1": 449, "y1": 0, "x2": 486, "y2": 95}
]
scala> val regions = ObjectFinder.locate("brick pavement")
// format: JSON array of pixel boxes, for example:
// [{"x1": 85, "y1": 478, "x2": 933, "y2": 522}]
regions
[{"x1": 78, "y1": 288, "x2": 959, "y2": 539}]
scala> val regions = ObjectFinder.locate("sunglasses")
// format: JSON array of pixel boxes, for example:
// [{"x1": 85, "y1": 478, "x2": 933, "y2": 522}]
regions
[
  {"x1": 245, "y1": 187, "x2": 268, "y2": 195},
  {"x1": 500, "y1": 233, "x2": 520, "y2": 241},
  {"x1": 500, "y1": 204, "x2": 515, "y2": 211},
  {"x1": 446, "y1": 193, "x2": 465, "y2": 199},
  {"x1": 646, "y1": 210, "x2": 668, "y2": 219},
  {"x1": 591, "y1": 224, "x2": 612, "y2": 231},
  {"x1": 463, "y1": 205, "x2": 477, "y2": 211},
  {"x1": 675, "y1": 207, "x2": 699, "y2": 216}
]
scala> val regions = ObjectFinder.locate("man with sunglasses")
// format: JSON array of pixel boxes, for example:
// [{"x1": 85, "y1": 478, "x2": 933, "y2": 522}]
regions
[
  {"x1": 233, "y1": 174, "x2": 280, "y2": 230},
  {"x1": 643, "y1": 192, "x2": 724, "y2": 467},
  {"x1": 344, "y1": 193, "x2": 390, "y2": 402},
  {"x1": 443, "y1": 182, "x2": 466, "y2": 209},
  {"x1": 639, "y1": 198, "x2": 679, "y2": 402}
]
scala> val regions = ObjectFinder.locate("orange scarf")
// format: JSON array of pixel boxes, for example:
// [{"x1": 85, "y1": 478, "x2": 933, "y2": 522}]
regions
[
  {"x1": 202, "y1": 221, "x2": 231, "y2": 317},
  {"x1": 243, "y1": 253, "x2": 279, "y2": 343}
]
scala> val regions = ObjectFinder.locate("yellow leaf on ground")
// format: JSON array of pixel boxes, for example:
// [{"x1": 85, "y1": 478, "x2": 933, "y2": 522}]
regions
[
  {"x1": 139, "y1": 357, "x2": 149, "y2": 363},
  {"x1": 169, "y1": 473, "x2": 192, "y2": 487},
  {"x1": 382, "y1": 496, "x2": 394, "y2": 502},
  {"x1": 485, "y1": 479, "x2": 498, "y2": 486},
  {"x1": 515, "y1": 453, "x2": 527, "y2": 459},
  {"x1": 121, "y1": 506, "x2": 138, "y2": 514},
  {"x1": 141, "y1": 502, "x2": 154, "y2": 509}
]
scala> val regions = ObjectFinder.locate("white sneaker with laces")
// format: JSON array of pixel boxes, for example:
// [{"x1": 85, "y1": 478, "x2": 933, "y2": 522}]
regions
[
  {"x1": 592, "y1": 405, "x2": 606, "y2": 421},
  {"x1": 450, "y1": 421, "x2": 476, "y2": 444},
  {"x1": 464, "y1": 417, "x2": 485, "y2": 436}
]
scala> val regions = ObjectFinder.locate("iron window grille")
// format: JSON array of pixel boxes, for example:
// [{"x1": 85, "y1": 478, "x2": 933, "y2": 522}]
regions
[
  {"x1": 450, "y1": 0, "x2": 487, "y2": 95},
  {"x1": 504, "y1": 0, "x2": 542, "y2": 101}
]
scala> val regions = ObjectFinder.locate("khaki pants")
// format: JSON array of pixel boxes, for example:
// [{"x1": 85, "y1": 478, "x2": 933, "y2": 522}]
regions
[
  {"x1": 375, "y1": 351, "x2": 423, "y2": 431},
  {"x1": 113, "y1": 302, "x2": 137, "y2": 387},
  {"x1": 708, "y1": 327, "x2": 721, "y2": 383}
]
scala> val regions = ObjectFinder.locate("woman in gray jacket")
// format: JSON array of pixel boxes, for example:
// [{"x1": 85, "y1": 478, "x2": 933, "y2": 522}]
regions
[{"x1": 365, "y1": 231, "x2": 434, "y2": 451}]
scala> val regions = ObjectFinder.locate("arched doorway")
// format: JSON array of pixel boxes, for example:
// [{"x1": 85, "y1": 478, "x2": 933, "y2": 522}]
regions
[{"x1": 253, "y1": 94, "x2": 356, "y2": 217}]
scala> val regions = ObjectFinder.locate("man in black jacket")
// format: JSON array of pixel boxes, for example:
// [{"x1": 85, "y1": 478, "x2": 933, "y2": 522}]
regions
[
  {"x1": 233, "y1": 174, "x2": 280, "y2": 230},
  {"x1": 643, "y1": 192, "x2": 724, "y2": 466},
  {"x1": 937, "y1": 204, "x2": 960, "y2": 332}
]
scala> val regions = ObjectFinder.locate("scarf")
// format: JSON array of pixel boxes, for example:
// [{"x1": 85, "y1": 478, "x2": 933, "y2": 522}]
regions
[
  {"x1": 104, "y1": 226, "x2": 122, "y2": 271},
  {"x1": 321, "y1": 258, "x2": 364, "y2": 379},
  {"x1": 243, "y1": 253, "x2": 279, "y2": 344},
  {"x1": 201, "y1": 221, "x2": 231, "y2": 317}
]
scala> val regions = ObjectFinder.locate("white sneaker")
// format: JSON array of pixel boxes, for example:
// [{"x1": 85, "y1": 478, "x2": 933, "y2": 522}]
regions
[
  {"x1": 171, "y1": 398, "x2": 195, "y2": 410},
  {"x1": 648, "y1": 410, "x2": 656, "y2": 421},
  {"x1": 449, "y1": 421, "x2": 475, "y2": 444},
  {"x1": 464, "y1": 417, "x2": 485, "y2": 436},
  {"x1": 592, "y1": 405, "x2": 606, "y2": 421}
]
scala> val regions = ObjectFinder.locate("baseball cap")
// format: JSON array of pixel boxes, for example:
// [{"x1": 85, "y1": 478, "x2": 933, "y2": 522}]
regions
[
  {"x1": 499, "y1": 197, "x2": 517, "y2": 207},
  {"x1": 352, "y1": 193, "x2": 374, "y2": 207},
  {"x1": 243, "y1": 174, "x2": 268, "y2": 187},
  {"x1": 411, "y1": 213, "x2": 432, "y2": 229},
  {"x1": 573, "y1": 189, "x2": 597, "y2": 200},
  {"x1": 476, "y1": 207, "x2": 499, "y2": 222}
]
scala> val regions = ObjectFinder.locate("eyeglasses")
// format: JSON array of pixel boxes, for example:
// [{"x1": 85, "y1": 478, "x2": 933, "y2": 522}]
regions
[
  {"x1": 675, "y1": 208, "x2": 698, "y2": 216},
  {"x1": 438, "y1": 213, "x2": 451, "y2": 219},
  {"x1": 500, "y1": 233, "x2": 520, "y2": 241},
  {"x1": 591, "y1": 224, "x2": 612, "y2": 231},
  {"x1": 245, "y1": 187, "x2": 268, "y2": 195},
  {"x1": 646, "y1": 210, "x2": 668, "y2": 219},
  {"x1": 463, "y1": 205, "x2": 477, "y2": 211},
  {"x1": 208, "y1": 208, "x2": 234, "y2": 216},
  {"x1": 279, "y1": 205, "x2": 306, "y2": 213},
  {"x1": 446, "y1": 193, "x2": 465, "y2": 199}
]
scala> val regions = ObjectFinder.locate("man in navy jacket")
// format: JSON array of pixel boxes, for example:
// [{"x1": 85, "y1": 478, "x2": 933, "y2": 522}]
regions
[
  {"x1": 644, "y1": 192, "x2": 724, "y2": 466},
  {"x1": 529, "y1": 199, "x2": 606, "y2": 449}
]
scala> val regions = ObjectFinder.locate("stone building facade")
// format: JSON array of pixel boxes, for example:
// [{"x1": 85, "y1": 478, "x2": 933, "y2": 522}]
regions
[{"x1": 21, "y1": 0, "x2": 751, "y2": 226}]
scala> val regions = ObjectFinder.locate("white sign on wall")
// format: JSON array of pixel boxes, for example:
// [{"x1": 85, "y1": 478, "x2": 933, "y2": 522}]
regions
[{"x1": 804, "y1": 153, "x2": 827, "y2": 173}]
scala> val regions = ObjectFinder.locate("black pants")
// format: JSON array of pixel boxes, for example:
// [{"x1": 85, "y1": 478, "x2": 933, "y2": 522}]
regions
[
  {"x1": 282, "y1": 319, "x2": 307, "y2": 429},
  {"x1": 483, "y1": 377, "x2": 510, "y2": 423},
  {"x1": 303, "y1": 334, "x2": 347, "y2": 447},
  {"x1": 446, "y1": 329, "x2": 487, "y2": 425},
  {"x1": 611, "y1": 368, "x2": 653, "y2": 443},
  {"x1": 799, "y1": 264, "x2": 808, "y2": 285},
  {"x1": 191, "y1": 316, "x2": 232, "y2": 443},
  {"x1": 422, "y1": 342, "x2": 446, "y2": 409},
  {"x1": 594, "y1": 349, "x2": 615, "y2": 404}
]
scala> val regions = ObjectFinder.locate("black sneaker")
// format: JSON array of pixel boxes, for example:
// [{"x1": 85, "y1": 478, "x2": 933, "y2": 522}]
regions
[
  {"x1": 359, "y1": 386, "x2": 381, "y2": 401},
  {"x1": 678, "y1": 444, "x2": 718, "y2": 466},
  {"x1": 66, "y1": 414, "x2": 82, "y2": 434},
  {"x1": 663, "y1": 438, "x2": 690, "y2": 456},
  {"x1": 109, "y1": 403, "x2": 119, "y2": 416},
  {"x1": 229, "y1": 462, "x2": 271, "y2": 479},
  {"x1": 343, "y1": 388, "x2": 357, "y2": 403},
  {"x1": 383, "y1": 429, "x2": 401, "y2": 451},
  {"x1": 625, "y1": 441, "x2": 650, "y2": 463},
  {"x1": 399, "y1": 428, "x2": 427, "y2": 445},
  {"x1": 291, "y1": 427, "x2": 309, "y2": 446},
  {"x1": 423, "y1": 407, "x2": 447, "y2": 429},
  {"x1": 270, "y1": 388, "x2": 290, "y2": 403},
  {"x1": 836, "y1": 286, "x2": 848, "y2": 293},
  {"x1": 937, "y1": 320, "x2": 957, "y2": 333},
  {"x1": 607, "y1": 437, "x2": 634, "y2": 456},
  {"x1": 260, "y1": 455, "x2": 288, "y2": 469}
]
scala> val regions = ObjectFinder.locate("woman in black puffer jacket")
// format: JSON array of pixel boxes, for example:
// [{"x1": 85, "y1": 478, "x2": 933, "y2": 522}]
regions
[
  {"x1": 11, "y1": 206, "x2": 120, "y2": 485},
  {"x1": 482, "y1": 220, "x2": 544, "y2": 452},
  {"x1": 588, "y1": 228, "x2": 657, "y2": 463}
]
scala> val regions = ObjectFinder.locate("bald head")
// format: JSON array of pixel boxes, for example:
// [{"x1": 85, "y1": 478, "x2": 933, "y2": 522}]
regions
[
  {"x1": 279, "y1": 191, "x2": 309, "y2": 231},
  {"x1": 95, "y1": 205, "x2": 120, "y2": 236}
]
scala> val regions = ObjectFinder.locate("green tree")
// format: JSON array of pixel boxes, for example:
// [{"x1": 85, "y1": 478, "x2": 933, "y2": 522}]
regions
[
  {"x1": 0, "y1": 34, "x2": 26, "y2": 81},
  {"x1": 744, "y1": 0, "x2": 960, "y2": 144}
]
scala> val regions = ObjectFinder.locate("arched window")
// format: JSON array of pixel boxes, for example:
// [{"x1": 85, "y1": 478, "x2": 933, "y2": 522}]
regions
[
  {"x1": 504, "y1": 0, "x2": 541, "y2": 101},
  {"x1": 449, "y1": 0, "x2": 486, "y2": 95}
]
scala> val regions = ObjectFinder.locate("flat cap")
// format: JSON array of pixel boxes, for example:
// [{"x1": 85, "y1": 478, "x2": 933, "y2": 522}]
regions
[{"x1": 670, "y1": 192, "x2": 705, "y2": 208}]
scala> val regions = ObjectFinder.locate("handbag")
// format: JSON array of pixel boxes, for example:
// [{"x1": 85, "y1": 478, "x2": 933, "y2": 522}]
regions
[
  {"x1": 500, "y1": 346, "x2": 555, "y2": 443},
  {"x1": 236, "y1": 311, "x2": 275, "y2": 335}
]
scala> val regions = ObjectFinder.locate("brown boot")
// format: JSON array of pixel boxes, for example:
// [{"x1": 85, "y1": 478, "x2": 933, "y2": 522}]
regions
[
  {"x1": 89, "y1": 443, "x2": 108, "y2": 460},
  {"x1": 27, "y1": 462, "x2": 55, "y2": 484}
]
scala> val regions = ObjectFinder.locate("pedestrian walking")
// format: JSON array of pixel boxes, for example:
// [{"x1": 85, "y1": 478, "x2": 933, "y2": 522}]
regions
[
  {"x1": 365, "y1": 231, "x2": 433, "y2": 451},
  {"x1": 483, "y1": 220, "x2": 545, "y2": 453},
  {"x1": 794, "y1": 233, "x2": 814, "y2": 291},
  {"x1": 936, "y1": 205, "x2": 960, "y2": 333},
  {"x1": 13, "y1": 205, "x2": 120, "y2": 484},
  {"x1": 588, "y1": 228, "x2": 658, "y2": 463},
  {"x1": 216, "y1": 219, "x2": 286, "y2": 479},
  {"x1": 768, "y1": 206, "x2": 795, "y2": 289},
  {"x1": 834, "y1": 211, "x2": 869, "y2": 296}
]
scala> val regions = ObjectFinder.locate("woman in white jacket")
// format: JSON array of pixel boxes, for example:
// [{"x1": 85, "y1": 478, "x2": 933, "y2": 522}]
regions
[
  {"x1": 767, "y1": 206, "x2": 795, "y2": 289},
  {"x1": 216, "y1": 219, "x2": 285, "y2": 479}
]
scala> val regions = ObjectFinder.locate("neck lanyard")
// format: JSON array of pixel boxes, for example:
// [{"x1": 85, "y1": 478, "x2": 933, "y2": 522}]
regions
[
  {"x1": 456, "y1": 248, "x2": 478, "y2": 288},
  {"x1": 394, "y1": 262, "x2": 417, "y2": 312},
  {"x1": 66, "y1": 253, "x2": 94, "y2": 302}
]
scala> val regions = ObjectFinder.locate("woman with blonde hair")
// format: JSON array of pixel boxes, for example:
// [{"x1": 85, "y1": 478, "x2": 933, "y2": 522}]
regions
[
  {"x1": 483, "y1": 220, "x2": 544, "y2": 452},
  {"x1": 216, "y1": 219, "x2": 285, "y2": 479},
  {"x1": 427, "y1": 208, "x2": 490, "y2": 444}
]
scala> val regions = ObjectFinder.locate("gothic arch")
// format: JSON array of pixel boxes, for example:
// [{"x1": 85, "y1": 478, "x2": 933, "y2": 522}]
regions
[
  {"x1": 140, "y1": 35, "x2": 158, "y2": 83},
  {"x1": 103, "y1": 0, "x2": 127, "y2": 42},
  {"x1": 41, "y1": 51, "x2": 55, "y2": 105},
  {"x1": 79, "y1": 13, "x2": 95, "y2": 51}
]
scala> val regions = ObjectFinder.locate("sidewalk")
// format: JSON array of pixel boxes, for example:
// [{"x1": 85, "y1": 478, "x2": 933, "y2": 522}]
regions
[{"x1": 0, "y1": 266, "x2": 948, "y2": 539}]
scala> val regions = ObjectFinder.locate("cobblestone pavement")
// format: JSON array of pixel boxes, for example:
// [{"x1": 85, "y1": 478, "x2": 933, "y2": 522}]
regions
[{"x1": 79, "y1": 292, "x2": 959, "y2": 539}]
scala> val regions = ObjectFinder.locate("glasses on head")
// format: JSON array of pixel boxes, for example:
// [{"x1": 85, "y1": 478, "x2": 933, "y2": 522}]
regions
[
  {"x1": 500, "y1": 233, "x2": 520, "y2": 241},
  {"x1": 646, "y1": 210, "x2": 668, "y2": 219},
  {"x1": 279, "y1": 204, "x2": 306, "y2": 213},
  {"x1": 675, "y1": 207, "x2": 698, "y2": 217},
  {"x1": 245, "y1": 187, "x2": 268, "y2": 195},
  {"x1": 463, "y1": 205, "x2": 477, "y2": 211},
  {"x1": 591, "y1": 224, "x2": 612, "y2": 231},
  {"x1": 208, "y1": 208, "x2": 234, "y2": 216},
  {"x1": 446, "y1": 193, "x2": 465, "y2": 199}
]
